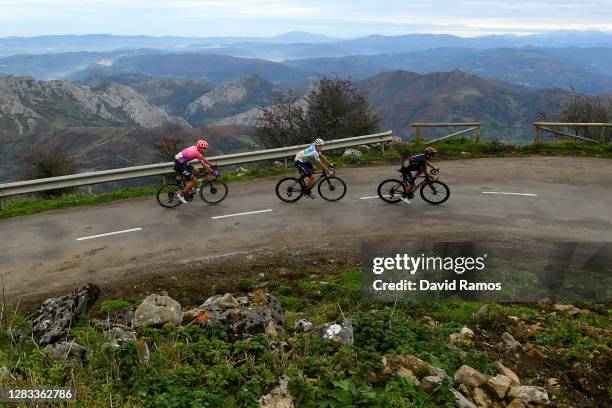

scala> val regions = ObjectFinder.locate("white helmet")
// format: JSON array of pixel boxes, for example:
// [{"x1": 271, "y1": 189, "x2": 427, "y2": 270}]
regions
[{"x1": 313, "y1": 138, "x2": 325, "y2": 146}]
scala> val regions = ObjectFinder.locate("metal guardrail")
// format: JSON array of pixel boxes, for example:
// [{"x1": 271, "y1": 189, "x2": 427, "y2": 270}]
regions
[
  {"x1": 534, "y1": 122, "x2": 611, "y2": 143},
  {"x1": 0, "y1": 131, "x2": 393, "y2": 200},
  {"x1": 412, "y1": 123, "x2": 481, "y2": 144}
]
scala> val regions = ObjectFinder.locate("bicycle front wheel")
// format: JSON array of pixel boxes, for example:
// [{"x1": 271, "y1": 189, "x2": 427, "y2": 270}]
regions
[
  {"x1": 200, "y1": 180, "x2": 228, "y2": 204},
  {"x1": 318, "y1": 176, "x2": 347, "y2": 201},
  {"x1": 156, "y1": 183, "x2": 183, "y2": 208},
  {"x1": 275, "y1": 177, "x2": 304, "y2": 202},
  {"x1": 420, "y1": 181, "x2": 450, "y2": 205},
  {"x1": 377, "y1": 179, "x2": 403, "y2": 203}
]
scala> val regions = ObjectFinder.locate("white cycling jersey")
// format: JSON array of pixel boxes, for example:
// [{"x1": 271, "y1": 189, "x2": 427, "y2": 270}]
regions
[{"x1": 295, "y1": 145, "x2": 320, "y2": 163}]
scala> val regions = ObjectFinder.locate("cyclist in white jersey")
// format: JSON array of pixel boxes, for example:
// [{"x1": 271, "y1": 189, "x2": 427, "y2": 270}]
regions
[{"x1": 294, "y1": 138, "x2": 334, "y2": 198}]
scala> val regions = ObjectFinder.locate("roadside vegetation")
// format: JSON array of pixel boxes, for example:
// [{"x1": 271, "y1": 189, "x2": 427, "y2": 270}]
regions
[
  {"x1": 1, "y1": 138, "x2": 611, "y2": 220},
  {"x1": 1, "y1": 267, "x2": 609, "y2": 407}
]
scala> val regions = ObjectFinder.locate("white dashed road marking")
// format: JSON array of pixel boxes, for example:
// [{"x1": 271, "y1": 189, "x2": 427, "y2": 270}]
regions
[
  {"x1": 77, "y1": 228, "x2": 143, "y2": 241},
  {"x1": 482, "y1": 191, "x2": 538, "y2": 197},
  {"x1": 211, "y1": 209, "x2": 273, "y2": 219}
]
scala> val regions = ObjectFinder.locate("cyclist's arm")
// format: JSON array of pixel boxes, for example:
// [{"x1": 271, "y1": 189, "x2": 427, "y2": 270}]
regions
[
  {"x1": 426, "y1": 161, "x2": 438, "y2": 172},
  {"x1": 316, "y1": 158, "x2": 331, "y2": 174},
  {"x1": 199, "y1": 159, "x2": 213, "y2": 173},
  {"x1": 320, "y1": 154, "x2": 334, "y2": 168}
]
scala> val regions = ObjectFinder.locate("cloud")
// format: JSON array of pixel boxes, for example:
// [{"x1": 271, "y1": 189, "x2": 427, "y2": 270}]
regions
[{"x1": 0, "y1": 0, "x2": 611, "y2": 37}]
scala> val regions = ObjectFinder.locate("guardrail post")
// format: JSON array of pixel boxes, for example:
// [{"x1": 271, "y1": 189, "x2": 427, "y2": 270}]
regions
[
  {"x1": 601, "y1": 125, "x2": 606, "y2": 144},
  {"x1": 534, "y1": 125, "x2": 541, "y2": 143},
  {"x1": 475, "y1": 125, "x2": 481, "y2": 143},
  {"x1": 284, "y1": 157, "x2": 288, "y2": 168},
  {"x1": 415, "y1": 126, "x2": 421, "y2": 143},
  {"x1": 381, "y1": 142, "x2": 385, "y2": 154}
]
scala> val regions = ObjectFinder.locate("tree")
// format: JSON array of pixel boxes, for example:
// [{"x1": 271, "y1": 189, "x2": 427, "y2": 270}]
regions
[
  {"x1": 22, "y1": 142, "x2": 78, "y2": 197},
  {"x1": 152, "y1": 136, "x2": 185, "y2": 162},
  {"x1": 560, "y1": 90, "x2": 612, "y2": 142},
  {"x1": 256, "y1": 78, "x2": 380, "y2": 148}
]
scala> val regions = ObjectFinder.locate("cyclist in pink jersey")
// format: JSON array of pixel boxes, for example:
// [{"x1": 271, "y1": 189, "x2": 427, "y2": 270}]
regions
[{"x1": 173, "y1": 139, "x2": 215, "y2": 203}]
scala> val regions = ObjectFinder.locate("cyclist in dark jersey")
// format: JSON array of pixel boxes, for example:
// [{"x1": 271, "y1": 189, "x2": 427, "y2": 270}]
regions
[{"x1": 401, "y1": 146, "x2": 439, "y2": 201}]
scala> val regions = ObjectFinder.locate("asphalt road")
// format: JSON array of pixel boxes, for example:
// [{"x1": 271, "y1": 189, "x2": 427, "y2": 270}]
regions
[{"x1": 1, "y1": 156, "x2": 611, "y2": 299}]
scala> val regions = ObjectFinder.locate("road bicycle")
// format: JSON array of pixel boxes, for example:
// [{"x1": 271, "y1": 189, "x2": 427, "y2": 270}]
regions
[
  {"x1": 377, "y1": 168, "x2": 450, "y2": 205},
  {"x1": 156, "y1": 166, "x2": 228, "y2": 208},
  {"x1": 275, "y1": 164, "x2": 347, "y2": 202}
]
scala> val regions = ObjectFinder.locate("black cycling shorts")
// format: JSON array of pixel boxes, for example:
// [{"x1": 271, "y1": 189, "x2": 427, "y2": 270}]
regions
[
  {"x1": 173, "y1": 160, "x2": 194, "y2": 181},
  {"x1": 400, "y1": 163, "x2": 425, "y2": 181},
  {"x1": 294, "y1": 160, "x2": 314, "y2": 177}
]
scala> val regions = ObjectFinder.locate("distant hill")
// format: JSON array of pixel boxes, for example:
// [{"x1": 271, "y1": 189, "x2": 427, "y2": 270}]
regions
[
  {"x1": 0, "y1": 75, "x2": 188, "y2": 138},
  {"x1": 269, "y1": 31, "x2": 337, "y2": 43},
  {"x1": 286, "y1": 47, "x2": 612, "y2": 94},
  {"x1": 357, "y1": 70, "x2": 570, "y2": 143},
  {"x1": 0, "y1": 125, "x2": 259, "y2": 183},
  {"x1": 185, "y1": 75, "x2": 284, "y2": 126},
  {"x1": 67, "y1": 53, "x2": 312, "y2": 84}
]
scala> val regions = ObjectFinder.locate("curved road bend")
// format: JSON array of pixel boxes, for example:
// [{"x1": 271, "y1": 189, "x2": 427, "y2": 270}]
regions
[{"x1": 1, "y1": 157, "x2": 611, "y2": 299}]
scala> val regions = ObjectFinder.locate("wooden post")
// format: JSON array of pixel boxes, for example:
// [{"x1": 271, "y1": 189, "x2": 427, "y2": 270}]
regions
[
  {"x1": 162, "y1": 175, "x2": 167, "y2": 185},
  {"x1": 601, "y1": 125, "x2": 606, "y2": 144},
  {"x1": 381, "y1": 142, "x2": 385, "y2": 154},
  {"x1": 534, "y1": 125, "x2": 541, "y2": 143},
  {"x1": 475, "y1": 125, "x2": 481, "y2": 143},
  {"x1": 284, "y1": 157, "x2": 288, "y2": 168},
  {"x1": 415, "y1": 126, "x2": 421, "y2": 143}
]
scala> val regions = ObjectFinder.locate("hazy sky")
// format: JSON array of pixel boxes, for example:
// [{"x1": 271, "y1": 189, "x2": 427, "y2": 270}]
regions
[{"x1": 1, "y1": 0, "x2": 611, "y2": 38}]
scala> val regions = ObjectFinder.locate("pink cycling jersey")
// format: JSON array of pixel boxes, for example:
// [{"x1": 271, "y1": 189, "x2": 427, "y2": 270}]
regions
[{"x1": 175, "y1": 146, "x2": 205, "y2": 165}]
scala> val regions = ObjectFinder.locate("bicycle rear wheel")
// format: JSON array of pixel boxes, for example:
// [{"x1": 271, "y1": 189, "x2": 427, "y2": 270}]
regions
[
  {"x1": 420, "y1": 181, "x2": 450, "y2": 205},
  {"x1": 200, "y1": 180, "x2": 228, "y2": 204},
  {"x1": 377, "y1": 179, "x2": 403, "y2": 203},
  {"x1": 318, "y1": 176, "x2": 347, "y2": 201},
  {"x1": 275, "y1": 177, "x2": 304, "y2": 202},
  {"x1": 156, "y1": 183, "x2": 183, "y2": 208}
]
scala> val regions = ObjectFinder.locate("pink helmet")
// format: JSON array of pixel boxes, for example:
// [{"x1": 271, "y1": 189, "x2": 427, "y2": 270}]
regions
[{"x1": 197, "y1": 139, "x2": 209, "y2": 149}]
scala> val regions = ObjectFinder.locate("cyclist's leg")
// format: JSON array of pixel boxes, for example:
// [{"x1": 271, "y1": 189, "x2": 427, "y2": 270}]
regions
[
  {"x1": 295, "y1": 161, "x2": 314, "y2": 191},
  {"x1": 182, "y1": 164, "x2": 197, "y2": 193}
]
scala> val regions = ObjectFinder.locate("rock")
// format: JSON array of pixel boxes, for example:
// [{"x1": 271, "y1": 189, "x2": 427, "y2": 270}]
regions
[
  {"x1": 293, "y1": 319, "x2": 313, "y2": 332},
  {"x1": 102, "y1": 322, "x2": 137, "y2": 346},
  {"x1": 450, "y1": 388, "x2": 477, "y2": 408},
  {"x1": 219, "y1": 293, "x2": 239, "y2": 308},
  {"x1": 133, "y1": 293, "x2": 182, "y2": 328},
  {"x1": 501, "y1": 332, "x2": 521, "y2": 350},
  {"x1": 182, "y1": 308, "x2": 204, "y2": 324},
  {"x1": 265, "y1": 320, "x2": 280, "y2": 338},
  {"x1": 26, "y1": 283, "x2": 100, "y2": 345},
  {"x1": 494, "y1": 361, "x2": 520, "y2": 386},
  {"x1": 537, "y1": 298, "x2": 552, "y2": 307},
  {"x1": 554, "y1": 304, "x2": 580, "y2": 316},
  {"x1": 44, "y1": 340, "x2": 89, "y2": 361},
  {"x1": 507, "y1": 386, "x2": 549, "y2": 405},
  {"x1": 547, "y1": 378, "x2": 559, "y2": 387},
  {"x1": 317, "y1": 319, "x2": 353, "y2": 345},
  {"x1": 472, "y1": 387, "x2": 493, "y2": 408},
  {"x1": 507, "y1": 315, "x2": 519, "y2": 322},
  {"x1": 473, "y1": 304, "x2": 489, "y2": 317},
  {"x1": 449, "y1": 333, "x2": 463, "y2": 346},
  {"x1": 193, "y1": 291, "x2": 284, "y2": 338},
  {"x1": 273, "y1": 160, "x2": 283, "y2": 168},
  {"x1": 454, "y1": 365, "x2": 489, "y2": 387},
  {"x1": 259, "y1": 376, "x2": 295, "y2": 408},
  {"x1": 485, "y1": 375, "x2": 511, "y2": 399},
  {"x1": 460, "y1": 327, "x2": 474, "y2": 337},
  {"x1": 357, "y1": 144, "x2": 372, "y2": 151},
  {"x1": 343, "y1": 148, "x2": 362, "y2": 157},
  {"x1": 506, "y1": 399, "x2": 526, "y2": 408},
  {"x1": 420, "y1": 375, "x2": 443, "y2": 393},
  {"x1": 397, "y1": 367, "x2": 419, "y2": 385},
  {"x1": 384, "y1": 354, "x2": 450, "y2": 381}
]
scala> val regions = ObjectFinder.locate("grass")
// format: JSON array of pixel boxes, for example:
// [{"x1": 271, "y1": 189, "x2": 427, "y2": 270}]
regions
[
  {"x1": 1, "y1": 267, "x2": 609, "y2": 407},
  {"x1": 1, "y1": 138, "x2": 610, "y2": 220}
]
